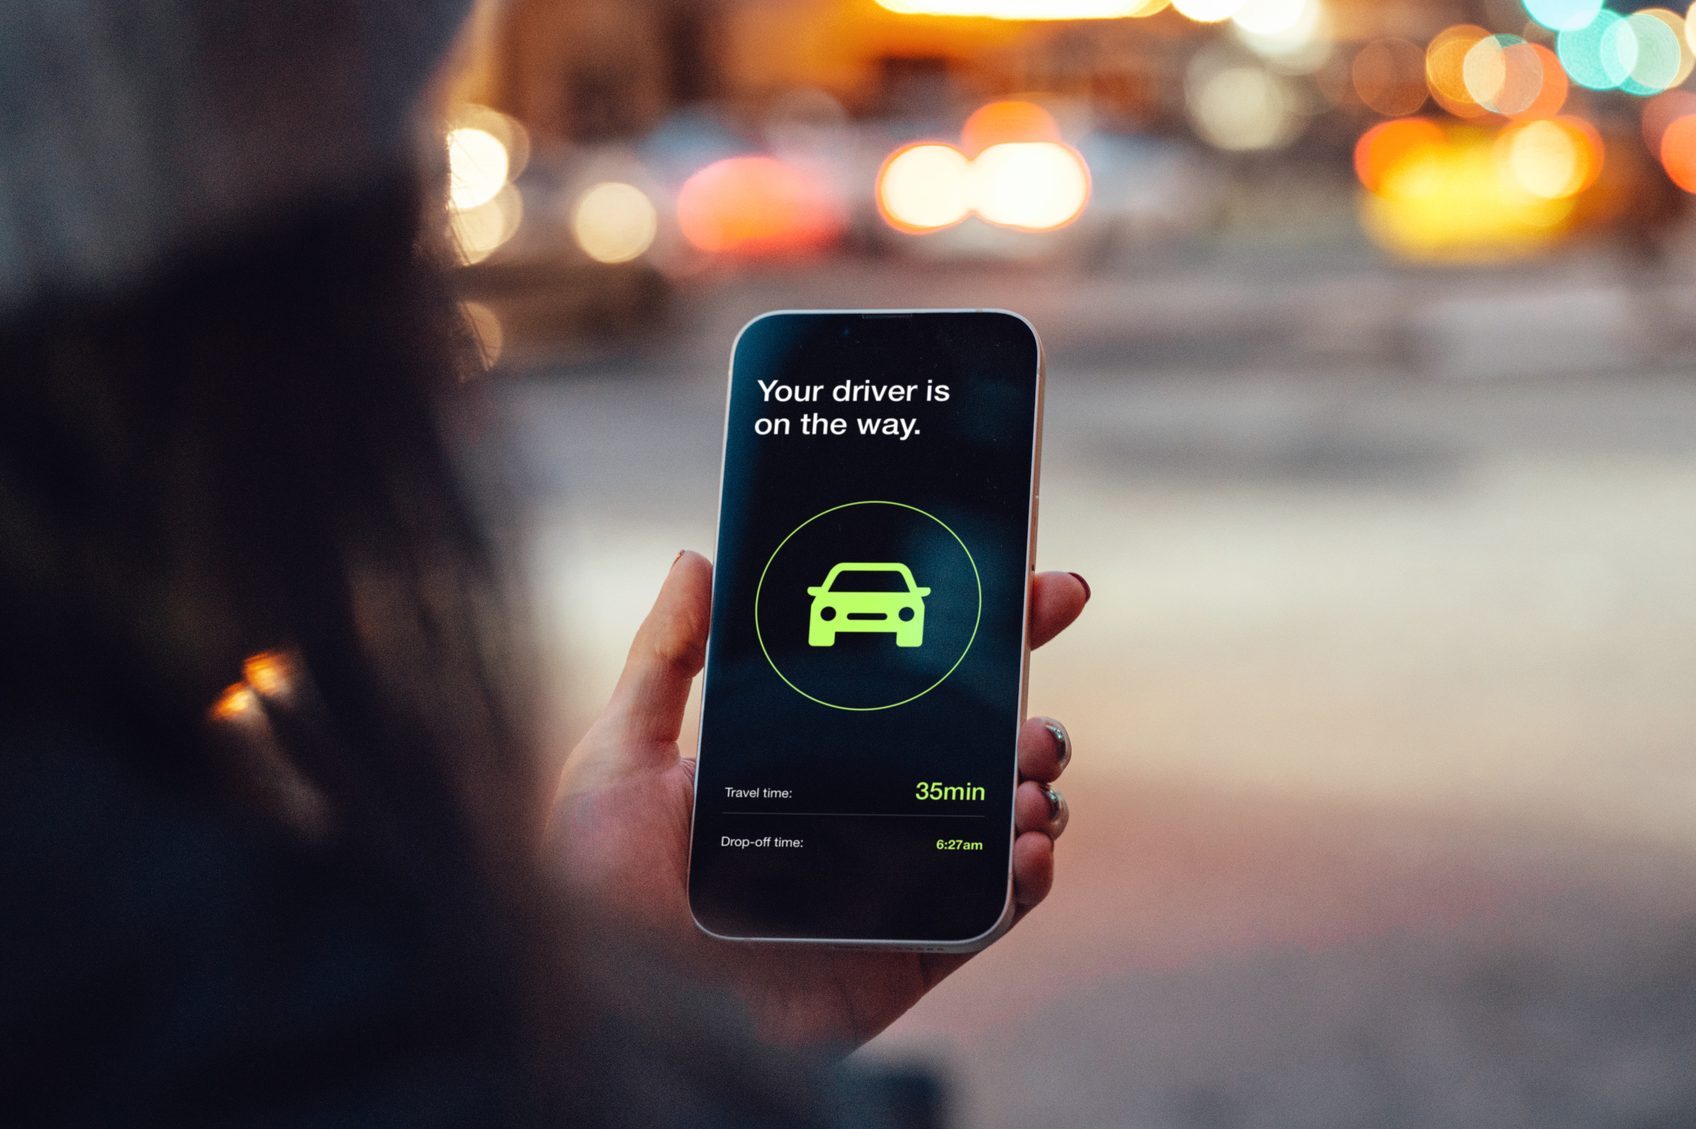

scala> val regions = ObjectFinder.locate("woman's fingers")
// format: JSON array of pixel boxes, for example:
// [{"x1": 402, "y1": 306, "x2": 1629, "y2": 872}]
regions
[
  {"x1": 1011, "y1": 830, "x2": 1056, "y2": 907},
  {"x1": 1014, "y1": 779, "x2": 1070, "y2": 837},
  {"x1": 1018, "y1": 716, "x2": 1071, "y2": 782},
  {"x1": 1030, "y1": 571, "x2": 1090, "y2": 650},
  {"x1": 582, "y1": 551, "x2": 712, "y2": 769}
]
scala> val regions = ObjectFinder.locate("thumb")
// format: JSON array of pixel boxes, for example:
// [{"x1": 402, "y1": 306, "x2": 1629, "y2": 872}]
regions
[{"x1": 582, "y1": 551, "x2": 712, "y2": 770}]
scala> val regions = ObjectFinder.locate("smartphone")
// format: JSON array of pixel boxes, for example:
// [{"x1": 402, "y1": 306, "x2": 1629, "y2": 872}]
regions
[{"x1": 687, "y1": 310, "x2": 1044, "y2": 951}]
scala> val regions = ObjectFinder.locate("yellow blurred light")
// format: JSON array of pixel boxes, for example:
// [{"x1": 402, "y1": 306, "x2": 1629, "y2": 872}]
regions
[
  {"x1": 961, "y1": 100, "x2": 1062, "y2": 155},
  {"x1": 211, "y1": 683, "x2": 257, "y2": 722},
  {"x1": 450, "y1": 183, "x2": 523, "y2": 265},
  {"x1": 1232, "y1": 0, "x2": 1308, "y2": 36},
  {"x1": 1660, "y1": 113, "x2": 1696, "y2": 192},
  {"x1": 1189, "y1": 64, "x2": 1298, "y2": 151},
  {"x1": 677, "y1": 157, "x2": 843, "y2": 256},
  {"x1": 875, "y1": 0, "x2": 1156, "y2": 15},
  {"x1": 1173, "y1": 0, "x2": 1246, "y2": 24},
  {"x1": 446, "y1": 126, "x2": 510, "y2": 211},
  {"x1": 452, "y1": 105, "x2": 531, "y2": 182},
  {"x1": 1426, "y1": 25, "x2": 1491, "y2": 118},
  {"x1": 1361, "y1": 127, "x2": 1574, "y2": 260},
  {"x1": 1354, "y1": 117, "x2": 1446, "y2": 193},
  {"x1": 1234, "y1": 0, "x2": 1327, "y2": 68},
  {"x1": 1688, "y1": 1, "x2": 1696, "y2": 54},
  {"x1": 242, "y1": 650, "x2": 293, "y2": 697},
  {"x1": 1498, "y1": 117, "x2": 1602, "y2": 199},
  {"x1": 969, "y1": 141, "x2": 1091, "y2": 232},
  {"x1": 571, "y1": 182, "x2": 659, "y2": 264},
  {"x1": 877, "y1": 143, "x2": 974, "y2": 232},
  {"x1": 1353, "y1": 39, "x2": 1430, "y2": 117}
]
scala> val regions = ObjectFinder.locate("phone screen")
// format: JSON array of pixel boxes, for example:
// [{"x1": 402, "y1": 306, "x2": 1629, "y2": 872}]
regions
[{"x1": 688, "y1": 310, "x2": 1042, "y2": 946}]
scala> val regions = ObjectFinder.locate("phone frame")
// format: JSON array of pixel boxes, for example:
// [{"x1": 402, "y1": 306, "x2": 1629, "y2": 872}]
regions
[{"x1": 686, "y1": 308, "x2": 1045, "y2": 953}]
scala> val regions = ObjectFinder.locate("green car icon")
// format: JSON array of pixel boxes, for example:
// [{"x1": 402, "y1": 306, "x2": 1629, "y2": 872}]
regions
[{"x1": 807, "y1": 562, "x2": 931, "y2": 648}]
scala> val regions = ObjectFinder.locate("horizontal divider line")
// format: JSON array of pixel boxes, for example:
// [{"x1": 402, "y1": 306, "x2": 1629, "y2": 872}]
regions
[{"x1": 719, "y1": 810, "x2": 986, "y2": 819}]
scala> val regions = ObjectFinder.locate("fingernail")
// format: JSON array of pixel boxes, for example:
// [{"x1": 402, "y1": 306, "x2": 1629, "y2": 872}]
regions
[
  {"x1": 1044, "y1": 784, "x2": 1064, "y2": 821},
  {"x1": 671, "y1": 550, "x2": 685, "y2": 569},
  {"x1": 1044, "y1": 719, "x2": 1071, "y2": 769},
  {"x1": 1069, "y1": 572, "x2": 1091, "y2": 603}
]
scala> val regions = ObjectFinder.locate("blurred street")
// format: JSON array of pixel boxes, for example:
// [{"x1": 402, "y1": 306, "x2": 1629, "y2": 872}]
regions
[{"x1": 492, "y1": 234, "x2": 1696, "y2": 1126}]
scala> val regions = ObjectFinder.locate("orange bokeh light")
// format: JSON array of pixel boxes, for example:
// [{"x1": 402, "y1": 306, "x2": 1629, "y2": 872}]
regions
[
  {"x1": 1661, "y1": 114, "x2": 1696, "y2": 193},
  {"x1": 677, "y1": 157, "x2": 844, "y2": 256},
  {"x1": 1643, "y1": 90, "x2": 1696, "y2": 154},
  {"x1": 960, "y1": 99, "x2": 1062, "y2": 155},
  {"x1": 1354, "y1": 117, "x2": 1446, "y2": 193},
  {"x1": 1514, "y1": 43, "x2": 1569, "y2": 119},
  {"x1": 1352, "y1": 38, "x2": 1429, "y2": 117},
  {"x1": 1426, "y1": 25, "x2": 1491, "y2": 118}
]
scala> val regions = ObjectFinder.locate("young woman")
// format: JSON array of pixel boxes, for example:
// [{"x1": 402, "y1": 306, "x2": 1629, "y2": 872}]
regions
[{"x1": 0, "y1": 3, "x2": 1087, "y2": 1123}]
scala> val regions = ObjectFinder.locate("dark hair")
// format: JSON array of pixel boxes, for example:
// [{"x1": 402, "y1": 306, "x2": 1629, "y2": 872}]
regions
[
  {"x1": 0, "y1": 174, "x2": 846, "y2": 1126},
  {"x1": 0, "y1": 176, "x2": 530, "y2": 855}
]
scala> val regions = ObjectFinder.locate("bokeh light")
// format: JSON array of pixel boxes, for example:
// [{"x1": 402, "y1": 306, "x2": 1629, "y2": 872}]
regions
[
  {"x1": 211, "y1": 683, "x2": 256, "y2": 722},
  {"x1": 970, "y1": 142, "x2": 1092, "y2": 231},
  {"x1": 1463, "y1": 35, "x2": 1546, "y2": 117},
  {"x1": 446, "y1": 126, "x2": 511, "y2": 211},
  {"x1": 1172, "y1": 0, "x2": 1247, "y2": 24},
  {"x1": 1353, "y1": 117, "x2": 1445, "y2": 193},
  {"x1": 1524, "y1": 0, "x2": 1604, "y2": 33},
  {"x1": 677, "y1": 156, "x2": 842, "y2": 256},
  {"x1": 1233, "y1": 0, "x2": 1328, "y2": 68},
  {"x1": 1358, "y1": 123, "x2": 1575, "y2": 260},
  {"x1": 1517, "y1": 44, "x2": 1570, "y2": 119},
  {"x1": 1353, "y1": 39, "x2": 1430, "y2": 117},
  {"x1": 877, "y1": 143, "x2": 974, "y2": 232},
  {"x1": 961, "y1": 100, "x2": 1062, "y2": 155},
  {"x1": 1642, "y1": 9, "x2": 1696, "y2": 87},
  {"x1": 571, "y1": 182, "x2": 659, "y2": 264},
  {"x1": 1426, "y1": 25, "x2": 1492, "y2": 118},
  {"x1": 1497, "y1": 117, "x2": 1603, "y2": 199},
  {"x1": 1189, "y1": 63, "x2": 1300, "y2": 151},
  {"x1": 1660, "y1": 113, "x2": 1696, "y2": 192},
  {"x1": 874, "y1": 0, "x2": 1157, "y2": 15},
  {"x1": 1232, "y1": 0, "x2": 1309, "y2": 36},
  {"x1": 450, "y1": 183, "x2": 523, "y2": 265},
  {"x1": 1558, "y1": 10, "x2": 1633, "y2": 91},
  {"x1": 242, "y1": 651, "x2": 293, "y2": 697},
  {"x1": 1641, "y1": 88, "x2": 1696, "y2": 152},
  {"x1": 1616, "y1": 11, "x2": 1686, "y2": 95}
]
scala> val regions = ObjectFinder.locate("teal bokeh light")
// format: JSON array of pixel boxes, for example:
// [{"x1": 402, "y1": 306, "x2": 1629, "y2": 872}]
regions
[
  {"x1": 1558, "y1": 9, "x2": 1632, "y2": 91},
  {"x1": 1525, "y1": 0, "x2": 1605, "y2": 33}
]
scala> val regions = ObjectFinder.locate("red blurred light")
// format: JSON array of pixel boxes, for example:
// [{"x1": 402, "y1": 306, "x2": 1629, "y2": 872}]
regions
[{"x1": 677, "y1": 157, "x2": 844, "y2": 256}]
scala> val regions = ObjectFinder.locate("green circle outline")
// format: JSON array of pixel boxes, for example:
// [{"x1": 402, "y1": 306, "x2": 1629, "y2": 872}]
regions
[{"x1": 754, "y1": 500, "x2": 982, "y2": 712}]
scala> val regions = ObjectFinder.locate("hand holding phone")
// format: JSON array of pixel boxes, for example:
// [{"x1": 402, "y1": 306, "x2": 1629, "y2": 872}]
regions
[
  {"x1": 554, "y1": 556, "x2": 1085, "y2": 1045},
  {"x1": 550, "y1": 309, "x2": 1088, "y2": 1043}
]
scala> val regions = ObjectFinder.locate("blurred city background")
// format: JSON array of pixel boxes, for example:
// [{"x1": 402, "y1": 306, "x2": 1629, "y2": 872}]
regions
[{"x1": 440, "y1": 1, "x2": 1696, "y2": 1124}]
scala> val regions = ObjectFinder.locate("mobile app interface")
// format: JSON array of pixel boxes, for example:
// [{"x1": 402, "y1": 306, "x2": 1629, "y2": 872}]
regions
[{"x1": 690, "y1": 312, "x2": 1041, "y2": 943}]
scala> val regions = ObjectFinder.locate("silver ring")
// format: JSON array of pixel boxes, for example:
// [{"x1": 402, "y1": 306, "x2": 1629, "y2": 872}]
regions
[
  {"x1": 1044, "y1": 719, "x2": 1071, "y2": 770},
  {"x1": 1043, "y1": 784, "x2": 1069, "y2": 838}
]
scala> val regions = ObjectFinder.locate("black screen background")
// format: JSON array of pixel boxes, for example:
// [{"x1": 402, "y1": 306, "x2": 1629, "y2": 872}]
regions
[{"x1": 688, "y1": 311, "x2": 1041, "y2": 944}]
